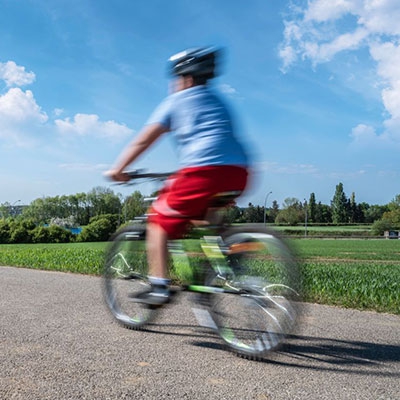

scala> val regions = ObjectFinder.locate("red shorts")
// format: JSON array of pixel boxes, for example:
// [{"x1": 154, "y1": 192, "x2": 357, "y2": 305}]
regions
[{"x1": 148, "y1": 165, "x2": 248, "y2": 239}]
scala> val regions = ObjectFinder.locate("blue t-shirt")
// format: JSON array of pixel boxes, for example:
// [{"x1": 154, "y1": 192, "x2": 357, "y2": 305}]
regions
[{"x1": 146, "y1": 85, "x2": 249, "y2": 168}]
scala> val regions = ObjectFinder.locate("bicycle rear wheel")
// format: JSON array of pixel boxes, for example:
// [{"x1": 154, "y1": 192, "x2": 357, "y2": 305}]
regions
[
  {"x1": 210, "y1": 227, "x2": 301, "y2": 359},
  {"x1": 103, "y1": 226, "x2": 157, "y2": 329}
]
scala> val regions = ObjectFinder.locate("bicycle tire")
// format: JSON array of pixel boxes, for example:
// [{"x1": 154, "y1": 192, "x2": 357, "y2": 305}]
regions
[
  {"x1": 210, "y1": 226, "x2": 301, "y2": 360},
  {"x1": 103, "y1": 226, "x2": 157, "y2": 329}
]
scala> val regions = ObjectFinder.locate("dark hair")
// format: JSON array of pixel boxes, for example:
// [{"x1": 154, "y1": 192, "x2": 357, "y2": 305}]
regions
[{"x1": 190, "y1": 74, "x2": 210, "y2": 85}]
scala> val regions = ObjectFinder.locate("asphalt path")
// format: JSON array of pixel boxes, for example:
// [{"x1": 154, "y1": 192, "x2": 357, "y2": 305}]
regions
[{"x1": 1, "y1": 266, "x2": 399, "y2": 400}]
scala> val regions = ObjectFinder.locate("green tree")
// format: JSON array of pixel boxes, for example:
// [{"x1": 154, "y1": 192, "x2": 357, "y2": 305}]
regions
[
  {"x1": 268, "y1": 200, "x2": 280, "y2": 222},
  {"x1": 75, "y1": 192, "x2": 91, "y2": 225},
  {"x1": 314, "y1": 202, "x2": 332, "y2": 223},
  {"x1": 122, "y1": 191, "x2": 146, "y2": 222},
  {"x1": 331, "y1": 183, "x2": 348, "y2": 224},
  {"x1": 23, "y1": 198, "x2": 50, "y2": 224},
  {"x1": 348, "y1": 192, "x2": 357, "y2": 223},
  {"x1": 361, "y1": 203, "x2": 388, "y2": 223},
  {"x1": 388, "y1": 194, "x2": 400, "y2": 212},
  {"x1": 380, "y1": 194, "x2": 400, "y2": 226},
  {"x1": 275, "y1": 198, "x2": 302, "y2": 225},
  {"x1": 87, "y1": 187, "x2": 121, "y2": 217},
  {"x1": 242, "y1": 203, "x2": 264, "y2": 223},
  {"x1": 308, "y1": 193, "x2": 316, "y2": 223},
  {"x1": 0, "y1": 202, "x2": 14, "y2": 219},
  {"x1": 223, "y1": 204, "x2": 243, "y2": 223}
]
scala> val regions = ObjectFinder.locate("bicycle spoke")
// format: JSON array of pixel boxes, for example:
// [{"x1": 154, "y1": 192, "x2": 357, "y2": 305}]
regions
[
  {"x1": 103, "y1": 227, "x2": 157, "y2": 329},
  {"x1": 210, "y1": 227, "x2": 301, "y2": 359}
]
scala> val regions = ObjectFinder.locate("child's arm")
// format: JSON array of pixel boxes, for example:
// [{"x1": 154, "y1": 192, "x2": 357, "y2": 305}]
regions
[{"x1": 105, "y1": 123, "x2": 168, "y2": 182}]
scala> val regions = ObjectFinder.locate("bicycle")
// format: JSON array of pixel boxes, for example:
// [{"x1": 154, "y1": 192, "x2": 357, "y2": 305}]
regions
[{"x1": 103, "y1": 171, "x2": 301, "y2": 360}]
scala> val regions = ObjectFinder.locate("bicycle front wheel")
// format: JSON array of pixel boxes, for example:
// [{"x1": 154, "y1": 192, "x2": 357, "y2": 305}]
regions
[
  {"x1": 103, "y1": 226, "x2": 157, "y2": 329},
  {"x1": 210, "y1": 227, "x2": 301, "y2": 360}
]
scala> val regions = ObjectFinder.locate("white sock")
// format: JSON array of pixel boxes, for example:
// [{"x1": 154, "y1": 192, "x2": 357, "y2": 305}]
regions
[{"x1": 149, "y1": 276, "x2": 171, "y2": 287}]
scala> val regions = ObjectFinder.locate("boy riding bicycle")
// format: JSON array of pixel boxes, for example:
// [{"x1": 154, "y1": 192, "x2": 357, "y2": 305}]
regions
[{"x1": 106, "y1": 47, "x2": 250, "y2": 305}]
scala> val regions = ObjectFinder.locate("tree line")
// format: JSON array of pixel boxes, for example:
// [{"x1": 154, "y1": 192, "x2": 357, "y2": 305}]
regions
[
  {"x1": 0, "y1": 187, "x2": 148, "y2": 244},
  {"x1": 0, "y1": 182, "x2": 399, "y2": 243},
  {"x1": 227, "y1": 183, "x2": 397, "y2": 227}
]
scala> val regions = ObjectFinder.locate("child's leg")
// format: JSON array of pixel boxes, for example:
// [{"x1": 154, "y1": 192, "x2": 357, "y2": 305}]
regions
[
  {"x1": 146, "y1": 222, "x2": 169, "y2": 279},
  {"x1": 133, "y1": 222, "x2": 170, "y2": 305}
]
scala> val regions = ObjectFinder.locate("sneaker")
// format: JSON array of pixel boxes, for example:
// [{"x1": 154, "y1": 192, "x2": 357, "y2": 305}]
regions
[{"x1": 131, "y1": 285, "x2": 170, "y2": 306}]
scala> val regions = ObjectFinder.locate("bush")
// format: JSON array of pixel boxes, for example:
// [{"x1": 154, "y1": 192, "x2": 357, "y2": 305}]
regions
[
  {"x1": 47, "y1": 225, "x2": 72, "y2": 243},
  {"x1": 77, "y1": 218, "x2": 115, "y2": 242},
  {"x1": 0, "y1": 220, "x2": 11, "y2": 244},
  {"x1": 31, "y1": 226, "x2": 50, "y2": 243},
  {"x1": 15, "y1": 224, "x2": 72, "y2": 244},
  {"x1": 372, "y1": 219, "x2": 395, "y2": 236},
  {"x1": 10, "y1": 226, "x2": 32, "y2": 244},
  {"x1": 89, "y1": 214, "x2": 120, "y2": 231}
]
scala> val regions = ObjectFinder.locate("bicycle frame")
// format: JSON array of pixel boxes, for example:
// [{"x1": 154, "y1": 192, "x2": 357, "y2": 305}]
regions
[
  {"x1": 168, "y1": 233, "x2": 235, "y2": 293},
  {"x1": 104, "y1": 170, "x2": 301, "y2": 359}
]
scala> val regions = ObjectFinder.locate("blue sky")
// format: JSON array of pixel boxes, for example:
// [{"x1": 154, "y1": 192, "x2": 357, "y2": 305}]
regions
[{"x1": 1, "y1": 0, "x2": 399, "y2": 208}]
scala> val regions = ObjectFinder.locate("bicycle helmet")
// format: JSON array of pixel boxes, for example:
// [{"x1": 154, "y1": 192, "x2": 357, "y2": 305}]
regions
[{"x1": 168, "y1": 47, "x2": 222, "y2": 79}]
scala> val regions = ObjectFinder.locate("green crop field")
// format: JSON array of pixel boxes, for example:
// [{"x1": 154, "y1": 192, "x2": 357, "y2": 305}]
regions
[
  {"x1": 0, "y1": 242, "x2": 106, "y2": 275},
  {"x1": 294, "y1": 239, "x2": 399, "y2": 314},
  {"x1": 0, "y1": 238, "x2": 399, "y2": 314}
]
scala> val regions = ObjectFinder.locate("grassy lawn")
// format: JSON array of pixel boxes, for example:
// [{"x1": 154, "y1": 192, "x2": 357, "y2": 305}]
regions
[{"x1": 0, "y1": 238, "x2": 399, "y2": 314}]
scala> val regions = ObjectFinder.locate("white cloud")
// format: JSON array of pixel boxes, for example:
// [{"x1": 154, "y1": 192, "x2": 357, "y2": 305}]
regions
[
  {"x1": 0, "y1": 88, "x2": 48, "y2": 145},
  {"x1": 58, "y1": 163, "x2": 109, "y2": 172},
  {"x1": 0, "y1": 88, "x2": 48, "y2": 124},
  {"x1": 0, "y1": 60, "x2": 133, "y2": 147},
  {"x1": 317, "y1": 28, "x2": 368, "y2": 62},
  {"x1": 219, "y1": 83, "x2": 237, "y2": 95},
  {"x1": 361, "y1": 0, "x2": 400, "y2": 35},
  {"x1": 219, "y1": 83, "x2": 244, "y2": 100},
  {"x1": 0, "y1": 61, "x2": 35, "y2": 87},
  {"x1": 350, "y1": 123, "x2": 380, "y2": 145},
  {"x1": 53, "y1": 108, "x2": 64, "y2": 117},
  {"x1": 280, "y1": 0, "x2": 400, "y2": 147},
  {"x1": 55, "y1": 113, "x2": 133, "y2": 140},
  {"x1": 328, "y1": 169, "x2": 367, "y2": 180},
  {"x1": 260, "y1": 161, "x2": 319, "y2": 175},
  {"x1": 370, "y1": 41, "x2": 400, "y2": 117},
  {"x1": 304, "y1": 0, "x2": 360, "y2": 23},
  {"x1": 280, "y1": 0, "x2": 400, "y2": 67}
]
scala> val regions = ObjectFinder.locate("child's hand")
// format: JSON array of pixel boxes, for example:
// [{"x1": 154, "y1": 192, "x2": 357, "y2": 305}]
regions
[{"x1": 104, "y1": 170, "x2": 130, "y2": 182}]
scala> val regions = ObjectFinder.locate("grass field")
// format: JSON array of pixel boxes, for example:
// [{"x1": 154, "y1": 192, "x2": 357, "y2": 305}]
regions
[
  {"x1": 0, "y1": 238, "x2": 399, "y2": 314},
  {"x1": 273, "y1": 224, "x2": 374, "y2": 237},
  {"x1": 295, "y1": 239, "x2": 399, "y2": 314},
  {"x1": 0, "y1": 242, "x2": 105, "y2": 275}
]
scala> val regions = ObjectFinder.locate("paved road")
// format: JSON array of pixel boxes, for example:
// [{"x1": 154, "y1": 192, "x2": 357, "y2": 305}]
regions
[{"x1": 1, "y1": 266, "x2": 399, "y2": 400}]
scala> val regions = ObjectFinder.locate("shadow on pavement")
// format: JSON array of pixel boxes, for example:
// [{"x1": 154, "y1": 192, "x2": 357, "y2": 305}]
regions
[
  {"x1": 136, "y1": 321, "x2": 400, "y2": 376},
  {"x1": 263, "y1": 334, "x2": 400, "y2": 376}
]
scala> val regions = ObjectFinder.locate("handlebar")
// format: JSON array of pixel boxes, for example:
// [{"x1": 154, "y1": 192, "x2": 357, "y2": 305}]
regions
[{"x1": 124, "y1": 170, "x2": 175, "y2": 181}]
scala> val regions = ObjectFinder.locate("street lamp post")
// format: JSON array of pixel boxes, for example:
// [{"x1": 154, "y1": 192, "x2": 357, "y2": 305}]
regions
[
  {"x1": 263, "y1": 191, "x2": 272, "y2": 226},
  {"x1": 304, "y1": 199, "x2": 308, "y2": 237}
]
